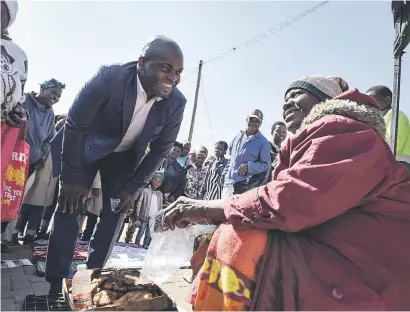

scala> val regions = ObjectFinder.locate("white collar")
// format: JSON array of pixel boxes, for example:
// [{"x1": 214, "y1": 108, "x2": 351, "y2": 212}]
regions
[{"x1": 272, "y1": 142, "x2": 281, "y2": 152}]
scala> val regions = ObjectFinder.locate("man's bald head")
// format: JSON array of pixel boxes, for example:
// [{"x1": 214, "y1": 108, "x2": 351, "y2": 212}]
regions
[
  {"x1": 140, "y1": 35, "x2": 183, "y2": 62},
  {"x1": 137, "y1": 35, "x2": 184, "y2": 99}
]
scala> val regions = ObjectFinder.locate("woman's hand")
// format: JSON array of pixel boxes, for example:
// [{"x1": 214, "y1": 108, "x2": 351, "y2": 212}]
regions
[
  {"x1": 5, "y1": 105, "x2": 28, "y2": 128},
  {"x1": 163, "y1": 196, "x2": 226, "y2": 230}
]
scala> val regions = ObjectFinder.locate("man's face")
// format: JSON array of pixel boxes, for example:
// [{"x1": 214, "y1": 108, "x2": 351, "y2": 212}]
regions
[
  {"x1": 1, "y1": 2, "x2": 10, "y2": 34},
  {"x1": 151, "y1": 177, "x2": 162, "y2": 189},
  {"x1": 38, "y1": 87, "x2": 63, "y2": 107},
  {"x1": 138, "y1": 48, "x2": 184, "y2": 99},
  {"x1": 366, "y1": 91, "x2": 390, "y2": 111},
  {"x1": 195, "y1": 153, "x2": 206, "y2": 167},
  {"x1": 272, "y1": 125, "x2": 287, "y2": 144},
  {"x1": 169, "y1": 146, "x2": 182, "y2": 160},
  {"x1": 283, "y1": 89, "x2": 320, "y2": 134},
  {"x1": 181, "y1": 143, "x2": 191, "y2": 157},
  {"x1": 246, "y1": 117, "x2": 261, "y2": 133},
  {"x1": 214, "y1": 143, "x2": 226, "y2": 157}
]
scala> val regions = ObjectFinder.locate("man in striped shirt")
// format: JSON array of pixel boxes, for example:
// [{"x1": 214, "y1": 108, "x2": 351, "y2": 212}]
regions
[{"x1": 201, "y1": 141, "x2": 229, "y2": 200}]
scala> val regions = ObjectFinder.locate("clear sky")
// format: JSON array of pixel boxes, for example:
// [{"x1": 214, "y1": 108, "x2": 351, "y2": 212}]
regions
[{"x1": 10, "y1": 0, "x2": 410, "y2": 150}]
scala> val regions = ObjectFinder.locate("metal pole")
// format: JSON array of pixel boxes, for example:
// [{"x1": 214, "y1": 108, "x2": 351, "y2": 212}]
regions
[
  {"x1": 389, "y1": 55, "x2": 402, "y2": 155},
  {"x1": 188, "y1": 60, "x2": 203, "y2": 142}
]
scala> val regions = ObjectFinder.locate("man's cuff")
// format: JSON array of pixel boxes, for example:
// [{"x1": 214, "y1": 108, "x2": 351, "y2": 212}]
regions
[{"x1": 223, "y1": 187, "x2": 263, "y2": 228}]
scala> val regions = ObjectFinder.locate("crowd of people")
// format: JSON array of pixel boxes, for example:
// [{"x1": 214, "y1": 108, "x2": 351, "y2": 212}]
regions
[{"x1": 2, "y1": 0, "x2": 410, "y2": 310}]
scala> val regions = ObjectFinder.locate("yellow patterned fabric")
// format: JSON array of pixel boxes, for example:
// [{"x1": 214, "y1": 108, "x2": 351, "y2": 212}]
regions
[{"x1": 190, "y1": 223, "x2": 267, "y2": 311}]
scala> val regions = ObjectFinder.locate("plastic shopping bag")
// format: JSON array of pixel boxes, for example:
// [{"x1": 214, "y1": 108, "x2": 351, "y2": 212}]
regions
[
  {"x1": 138, "y1": 210, "x2": 216, "y2": 285},
  {"x1": 1, "y1": 124, "x2": 30, "y2": 221}
]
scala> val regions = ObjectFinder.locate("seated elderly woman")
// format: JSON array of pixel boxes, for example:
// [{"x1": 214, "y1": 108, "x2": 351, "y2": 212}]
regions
[{"x1": 163, "y1": 76, "x2": 410, "y2": 311}]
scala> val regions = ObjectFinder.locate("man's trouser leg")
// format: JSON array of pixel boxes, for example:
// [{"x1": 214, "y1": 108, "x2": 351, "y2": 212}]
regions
[
  {"x1": 87, "y1": 151, "x2": 134, "y2": 269},
  {"x1": 45, "y1": 165, "x2": 97, "y2": 291}
]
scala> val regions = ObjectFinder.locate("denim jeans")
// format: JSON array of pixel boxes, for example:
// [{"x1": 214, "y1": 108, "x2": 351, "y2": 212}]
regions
[{"x1": 135, "y1": 220, "x2": 151, "y2": 247}]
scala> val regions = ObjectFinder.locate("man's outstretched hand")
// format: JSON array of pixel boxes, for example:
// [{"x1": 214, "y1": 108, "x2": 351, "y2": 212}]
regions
[{"x1": 58, "y1": 183, "x2": 89, "y2": 214}]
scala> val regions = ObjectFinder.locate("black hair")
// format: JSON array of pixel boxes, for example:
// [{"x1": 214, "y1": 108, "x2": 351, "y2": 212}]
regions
[
  {"x1": 271, "y1": 121, "x2": 286, "y2": 134},
  {"x1": 173, "y1": 141, "x2": 183, "y2": 150},
  {"x1": 215, "y1": 140, "x2": 228, "y2": 151},
  {"x1": 366, "y1": 85, "x2": 392, "y2": 100}
]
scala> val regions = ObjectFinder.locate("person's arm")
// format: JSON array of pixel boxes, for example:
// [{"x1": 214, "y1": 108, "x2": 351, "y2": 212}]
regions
[
  {"x1": 223, "y1": 119, "x2": 391, "y2": 232},
  {"x1": 123, "y1": 96, "x2": 186, "y2": 196},
  {"x1": 247, "y1": 140, "x2": 271, "y2": 174},
  {"x1": 40, "y1": 117, "x2": 56, "y2": 161},
  {"x1": 61, "y1": 66, "x2": 112, "y2": 185}
]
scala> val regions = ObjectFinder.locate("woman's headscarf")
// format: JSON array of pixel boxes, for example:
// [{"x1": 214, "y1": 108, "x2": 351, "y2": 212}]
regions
[
  {"x1": 285, "y1": 76, "x2": 349, "y2": 101},
  {"x1": 40, "y1": 79, "x2": 66, "y2": 91}
]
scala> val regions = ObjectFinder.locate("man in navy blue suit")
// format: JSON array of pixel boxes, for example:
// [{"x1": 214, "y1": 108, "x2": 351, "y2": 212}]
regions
[{"x1": 46, "y1": 36, "x2": 186, "y2": 293}]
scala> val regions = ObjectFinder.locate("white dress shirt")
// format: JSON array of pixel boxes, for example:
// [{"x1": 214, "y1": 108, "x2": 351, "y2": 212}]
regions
[{"x1": 115, "y1": 74, "x2": 161, "y2": 152}]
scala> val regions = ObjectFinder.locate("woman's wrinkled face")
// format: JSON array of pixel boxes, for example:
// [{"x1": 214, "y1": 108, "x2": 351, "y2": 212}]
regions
[{"x1": 283, "y1": 89, "x2": 321, "y2": 134}]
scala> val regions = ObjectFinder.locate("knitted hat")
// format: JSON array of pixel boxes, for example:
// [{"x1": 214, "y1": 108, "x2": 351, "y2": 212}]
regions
[
  {"x1": 285, "y1": 76, "x2": 349, "y2": 102},
  {"x1": 152, "y1": 171, "x2": 165, "y2": 182},
  {"x1": 4, "y1": 1, "x2": 18, "y2": 28}
]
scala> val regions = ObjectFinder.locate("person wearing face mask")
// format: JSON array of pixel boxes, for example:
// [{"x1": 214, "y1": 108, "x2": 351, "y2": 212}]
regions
[
  {"x1": 162, "y1": 76, "x2": 410, "y2": 311},
  {"x1": 221, "y1": 109, "x2": 271, "y2": 198},
  {"x1": 23, "y1": 79, "x2": 65, "y2": 177}
]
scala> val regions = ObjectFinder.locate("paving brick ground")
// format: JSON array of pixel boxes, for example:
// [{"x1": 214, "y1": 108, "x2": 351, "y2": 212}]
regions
[{"x1": 1, "y1": 234, "x2": 192, "y2": 311}]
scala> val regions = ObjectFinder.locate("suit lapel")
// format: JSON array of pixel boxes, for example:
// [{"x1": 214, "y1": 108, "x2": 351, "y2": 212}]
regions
[{"x1": 122, "y1": 67, "x2": 138, "y2": 135}]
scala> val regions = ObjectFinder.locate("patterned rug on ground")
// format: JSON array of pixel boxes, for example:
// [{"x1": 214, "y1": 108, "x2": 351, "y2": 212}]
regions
[{"x1": 30, "y1": 240, "x2": 191, "y2": 277}]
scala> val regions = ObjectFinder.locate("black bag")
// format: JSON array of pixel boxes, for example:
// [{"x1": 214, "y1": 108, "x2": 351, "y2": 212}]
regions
[{"x1": 233, "y1": 171, "x2": 267, "y2": 194}]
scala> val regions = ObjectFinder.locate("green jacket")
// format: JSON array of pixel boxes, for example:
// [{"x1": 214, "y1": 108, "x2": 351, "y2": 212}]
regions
[{"x1": 383, "y1": 108, "x2": 410, "y2": 163}]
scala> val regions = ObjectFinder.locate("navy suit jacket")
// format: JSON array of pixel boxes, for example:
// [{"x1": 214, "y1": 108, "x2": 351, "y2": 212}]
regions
[{"x1": 51, "y1": 62, "x2": 186, "y2": 195}]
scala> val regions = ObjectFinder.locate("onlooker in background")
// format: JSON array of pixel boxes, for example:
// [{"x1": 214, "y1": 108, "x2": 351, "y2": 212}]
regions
[
  {"x1": 23, "y1": 78, "x2": 65, "y2": 178},
  {"x1": 201, "y1": 141, "x2": 229, "y2": 200},
  {"x1": 10, "y1": 113, "x2": 64, "y2": 245},
  {"x1": 177, "y1": 141, "x2": 191, "y2": 167},
  {"x1": 79, "y1": 172, "x2": 102, "y2": 242},
  {"x1": 366, "y1": 85, "x2": 410, "y2": 171},
  {"x1": 269, "y1": 121, "x2": 287, "y2": 173},
  {"x1": 1, "y1": 0, "x2": 28, "y2": 127},
  {"x1": 187, "y1": 149, "x2": 196, "y2": 167},
  {"x1": 159, "y1": 141, "x2": 186, "y2": 206},
  {"x1": 222, "y1": 109, "x2": 271, "y2": 197},
  {"x1": 184, "y1": 147, "x2": 208, "y2": 199},
  {"x1": 125, "y1": 171, "x2": 164, "y2": 248}
]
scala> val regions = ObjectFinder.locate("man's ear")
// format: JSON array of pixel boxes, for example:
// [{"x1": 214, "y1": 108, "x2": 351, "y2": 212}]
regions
[
  {"x1": 137, "y1": 57, "x2": 145, "y2": 71},
  {"x1": 385, "y1": 95, "x2": 392, "y2": 107}
]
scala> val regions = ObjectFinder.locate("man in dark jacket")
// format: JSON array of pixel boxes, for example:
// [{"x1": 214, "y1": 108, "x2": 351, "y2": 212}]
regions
[{"x1": 46, "y1": 36, "x2": 186, "y2": 293}]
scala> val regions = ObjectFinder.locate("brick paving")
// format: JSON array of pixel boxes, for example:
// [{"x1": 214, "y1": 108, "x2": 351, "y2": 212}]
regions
[{"x1": 1, "y1": 239, "x2": 192, "y2": 311}]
